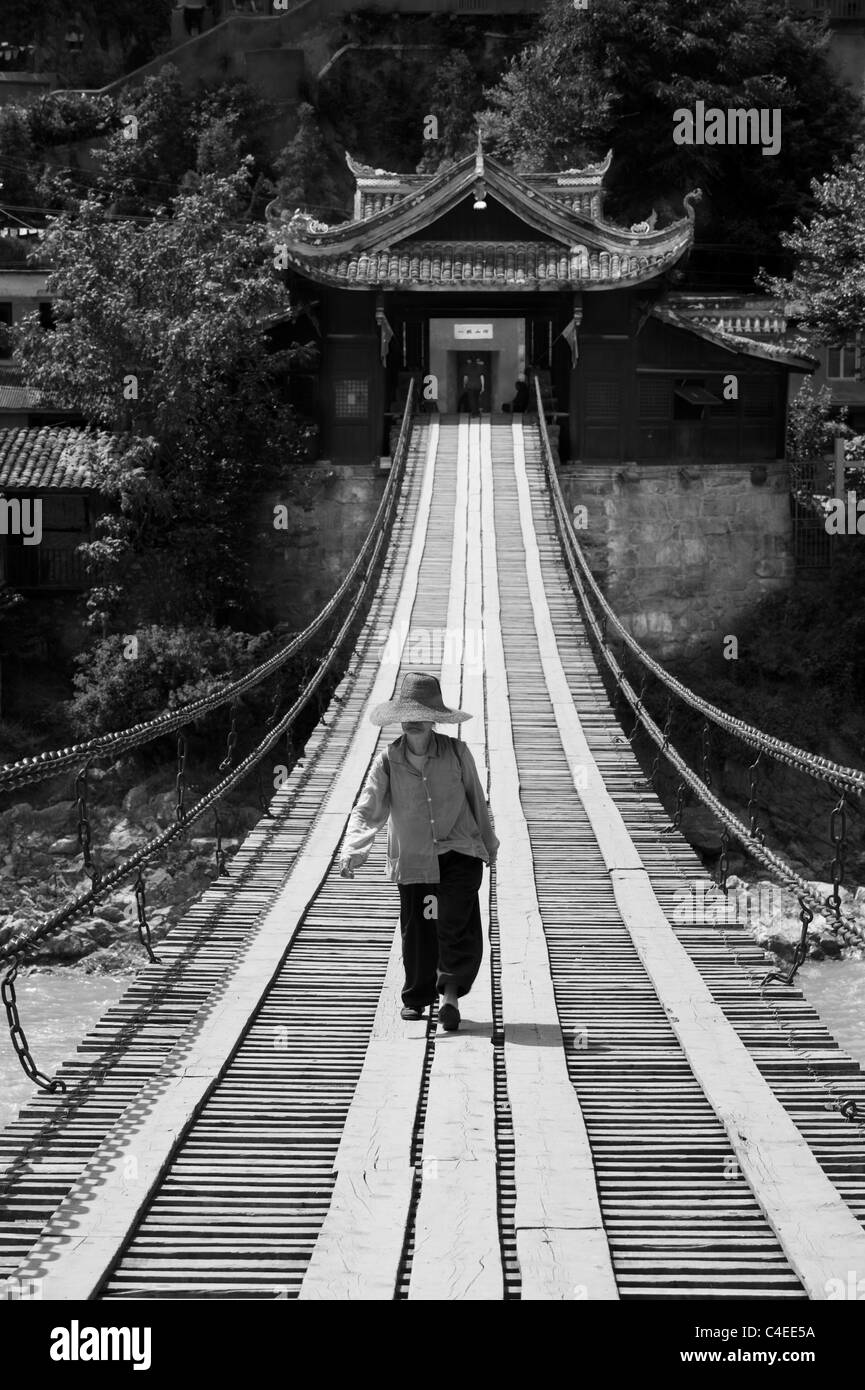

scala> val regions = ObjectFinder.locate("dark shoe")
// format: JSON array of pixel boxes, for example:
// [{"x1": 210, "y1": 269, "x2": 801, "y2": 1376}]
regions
[
  {"x1": 439, "y1": 1002, "x2": 460, "y2": 1032},
  {"x1": 401, "y1": 1005, "x2": 425, "y2": 1020}
]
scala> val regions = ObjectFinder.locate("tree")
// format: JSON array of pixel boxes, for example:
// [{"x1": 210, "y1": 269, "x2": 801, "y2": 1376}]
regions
[
  {"x1": 482, "y1": 0, "x2": 862, "y2": 261},
  {"x1": 273, "y1": 104, "x2": 351, "y2": 224},
  {"x1": 761, "y1": 143, "x2": 865, "y2": 352},
  {"x1": 92, "y1": 66, "x2": 199, "y2": 215},
  {"x1": 417, "y1": 53, "x2": 484, "y2": 174},
  {"x1": 15, "y1": 167, "x2": 316, "y2": 632}
]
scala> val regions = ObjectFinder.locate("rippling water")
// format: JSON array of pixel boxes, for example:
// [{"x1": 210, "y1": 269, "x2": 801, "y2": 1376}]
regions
[
  {"x1": 0, "y1": 970, "x2": 129, "y2": 1133},
  {"x1": 0, "y1": 961, "x2": 863, "y2": 1137},
  {"x1": 799, "y1": 959, "x2": 865, "y2": 1070}
]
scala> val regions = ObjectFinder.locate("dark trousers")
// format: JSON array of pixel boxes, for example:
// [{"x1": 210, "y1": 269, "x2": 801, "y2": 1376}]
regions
[{"x1": 398, "y1": 850, "x2": 484, "y2": 1007}]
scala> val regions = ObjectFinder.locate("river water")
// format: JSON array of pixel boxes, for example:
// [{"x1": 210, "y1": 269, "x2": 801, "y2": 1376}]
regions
[{"x1": 0, "y1": 962, "x2": 863, "y2": 1135}]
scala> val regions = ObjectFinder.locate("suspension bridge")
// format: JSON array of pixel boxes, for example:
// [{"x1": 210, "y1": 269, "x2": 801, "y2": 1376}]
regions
[{"x1": 1, "y1": 384, "x2": 865, "y2": 1301}]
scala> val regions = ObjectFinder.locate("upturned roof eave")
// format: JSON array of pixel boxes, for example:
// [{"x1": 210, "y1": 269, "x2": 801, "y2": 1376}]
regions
[
  {"x1": 269, "y1": 153, "x2": 694, "y2": 263},
  {"x1": 651, "y1": 305, "x2": 817, "y2": 372}
]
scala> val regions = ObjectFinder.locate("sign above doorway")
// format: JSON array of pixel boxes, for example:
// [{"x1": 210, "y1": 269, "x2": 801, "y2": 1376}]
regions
[{"x1": 454, "y1": 324, "x2": 494, "y2": 340}]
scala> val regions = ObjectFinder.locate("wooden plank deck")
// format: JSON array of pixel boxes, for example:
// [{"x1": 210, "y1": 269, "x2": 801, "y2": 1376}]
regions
[{"x1": 1, "y1": 412, "x2": 864, "y2": 1302}]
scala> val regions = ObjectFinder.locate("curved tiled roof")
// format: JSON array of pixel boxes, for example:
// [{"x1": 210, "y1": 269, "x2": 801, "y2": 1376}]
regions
[
  {"x1": 268, "y1": 149, "x2": 696, "y2": 292},
  {"x1": 289, "y1": 239, "x2": 685, "y2": 290},
  {"x1": 0, "y1": 427, "x2": 118, "y2": 490}
]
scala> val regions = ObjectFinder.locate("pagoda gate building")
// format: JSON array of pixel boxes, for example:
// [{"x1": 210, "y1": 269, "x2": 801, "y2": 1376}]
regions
[{"x1": 267, "y1": 140, "x2": 812, "y2": 467}]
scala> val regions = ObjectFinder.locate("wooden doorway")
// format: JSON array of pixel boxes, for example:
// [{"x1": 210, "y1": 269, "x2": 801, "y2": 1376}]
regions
[{"x1": 456, "y1": 352, "x2": 491, "y2": 413}]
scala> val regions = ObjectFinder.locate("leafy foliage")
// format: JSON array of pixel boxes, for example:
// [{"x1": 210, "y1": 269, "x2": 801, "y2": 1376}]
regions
[
  {"x1": 481, "y1": 0, "x2": 862, "y2": 260},
  {"x1": 15, "y1": 168, "x2": 316, "y2": 631},
  {"x1": 66, "y1": 624, "x2": 272, "y2": 736},
  {"x1": 272, "y1": 103, "x2": 351, "y2": 223},
  {"x1": 761, "y1": 143, "x2": 865, "y2": 350},
  {"x1": 787, "y1": 379, "x2": 845, "y2": 464}
]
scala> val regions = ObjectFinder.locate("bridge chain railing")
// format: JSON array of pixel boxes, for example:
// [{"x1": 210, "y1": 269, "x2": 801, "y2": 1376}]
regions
[
  {"x1": 0, "y1": 383, "x2": 418, "y2": 1090},
  {"x1": 533, "y1": 378, "x2": 865, "y2": 969}
]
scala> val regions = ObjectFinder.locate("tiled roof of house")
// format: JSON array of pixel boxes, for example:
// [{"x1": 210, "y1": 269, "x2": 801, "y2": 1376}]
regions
[
  {"x1": 651, "y1": 305, "x2": 816, "y2": 372},
  {"x1": 298, "y1": 239, "x2": 685, "y2": 290},
  {"x1": 0, "y1": 426, "x2": 118, "y2": 490}
]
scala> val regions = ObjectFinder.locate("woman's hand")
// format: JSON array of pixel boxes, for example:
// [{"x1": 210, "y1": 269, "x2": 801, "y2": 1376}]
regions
[{"x1": 339, "y1": 853, "x2": 366, "y2": 877}]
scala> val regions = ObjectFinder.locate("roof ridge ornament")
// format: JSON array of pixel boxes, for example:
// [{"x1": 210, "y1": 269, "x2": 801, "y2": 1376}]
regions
[
  {"x1": 473, "y1": 126, "x2": 487, "y2": 211},
  {"x1": 683, "y1": 188, "x2": 703, "y2": 222}
]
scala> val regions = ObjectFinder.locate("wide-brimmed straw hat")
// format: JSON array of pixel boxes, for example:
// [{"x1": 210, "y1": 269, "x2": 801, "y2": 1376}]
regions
[{"x1": 370, "y1": 670, "x2": 472, "y2": 726}]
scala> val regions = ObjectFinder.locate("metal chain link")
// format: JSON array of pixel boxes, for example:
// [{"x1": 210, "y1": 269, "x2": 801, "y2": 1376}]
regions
[
  {"x1": 175, "y1": 731, "x2": 187, "y2": 824},
  {"x1": 828, "y1": 789, "x2": 848, "y2": 921},
  {"x1": 627, "y1": 672, "x2": 648, "y2": 745},
  {"x1": 75, "y1": 762, "x2": 103, "y2": 898},
  {"x1": 218, "y1": 703, "x2": 240, "y2": 774},
  {"x1": 2, "y1": 957, "x2": 67, "y2": 1092},
  {"x1": 700, "y1": 720, "x2": 713, "y2": 792},
  {"x1": 747, "y1": 752, "x2": 765, "y2": 845},
  {"x1": 214, "y1": 810, "x2": 228, "y2": 878},
  {"x1": 762, "y1": 897, "x2": 813, "y2": 988},
  {"x1": 133, "y1": 868, "x2": 159, "y2": 964},
  {"x1": 716, "y1": 825, "x2": 730, "y2": 892}
]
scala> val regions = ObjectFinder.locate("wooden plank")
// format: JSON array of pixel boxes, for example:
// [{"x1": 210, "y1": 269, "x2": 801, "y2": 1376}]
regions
[
  {"x1": 329, "y1": 928, "x2": 427, "y2": 1175},
  {"x1": 475, "y1": 418, "x2": 618, "y2": 1300},
  {"x1": 294, "y1": 1168, "x2": 415, "y2": 1300},
  {"x1": 409, "y1": 415, "x2": 502, "y2": 1300},
  {"x1": 518, "y1": 1228, "x2": 620, "y2": 1302},
  {"x1": 509, "y1": 418, "x2": 865, "y2": 1301},
  {"x1": 11, "y1": 421, "x2": 442, "y2": 1303}
]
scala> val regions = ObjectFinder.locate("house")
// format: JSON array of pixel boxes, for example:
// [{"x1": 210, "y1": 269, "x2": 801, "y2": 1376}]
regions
[
  {"x1": 0, "y1": 426, "x2": 115, "y2": 594},
  {"x1": 266, "y1": 139, "x2": 815, "y2": 467},
  {"x1": 671, "y1": 293, "x2": 865, "y2": 434}
]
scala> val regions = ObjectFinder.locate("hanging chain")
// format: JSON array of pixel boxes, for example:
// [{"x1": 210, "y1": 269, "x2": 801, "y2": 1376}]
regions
[
  {"x1": 74, "y1": 762, "x2": 102, "y2": 899},
  {"x1": 716, "y1": 824, "x2": 730, "y2": 893},
  {"x1": 2, "y1": 957, "x2": 66, "y2": 1092},
  {"x1": 650, "y1": 697, "x2": 674, "y2": 790},
  {"x1": 709, "y1": 906, "x2": 863, "y2": 1133},
  {"x1": 255, "y1": 760, "x2": 272, "y2": 818},
  {"x1": 700, "y1": 719, "x2": 713, "y2": 790},
  {"x1": 133, "y1": 868, "x2": 159, "y2": 964},
  {"x1": 662, "y1": 780, "x2": 687, "y2": 835},
  {"x1": 627, "y1": 672, "x2": 648, "y2": 745},
  {"x1": 747, "y1": 751, "x2": 765, "y2": 844},
  {"x1": 762, "y1": 896, "x2": 813, "y2": 988},
  {"x1": 827, "y1": 789, "x2": 848, "y2": 921},
  {"x1": 214, "y1": 810, "x2": 228, "y2": 878},
  {"x1": 218, "y1": 702, "x2": 240, "y2": 774},
  {"x1": 175, "y1": 731, "x2": 187, "y2": 824}
]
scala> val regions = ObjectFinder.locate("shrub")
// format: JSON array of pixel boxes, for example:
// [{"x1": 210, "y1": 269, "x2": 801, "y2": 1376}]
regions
[{"x1": 67, "y1": 624, "x2": 273, "y2": 736}]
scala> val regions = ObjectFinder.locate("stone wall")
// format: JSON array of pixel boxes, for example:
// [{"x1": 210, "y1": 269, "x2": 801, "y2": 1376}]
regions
[
  {"x1": 248, "y1": 461, "x2": 386, "y2": 631},
  {"x1": 556, "y1": 460, "x2": 794, "y2": 661}
]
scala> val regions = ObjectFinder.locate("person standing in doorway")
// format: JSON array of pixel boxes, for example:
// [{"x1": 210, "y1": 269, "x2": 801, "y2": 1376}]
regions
[
  {"x1": 338, "y1": 671, "x2": 499, "y2": 1032},
  {"x1": 462, "y1": 357, "x2": 486, "y2": 416}
]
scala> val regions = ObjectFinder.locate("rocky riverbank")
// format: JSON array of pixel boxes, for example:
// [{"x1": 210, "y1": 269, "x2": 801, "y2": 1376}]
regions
[
  {"x1": 675, "y1": 873, "x2": 865, "y2": 963},
  {"x1": 0, "y1": 765, "x2": 264, "y2": 973}
]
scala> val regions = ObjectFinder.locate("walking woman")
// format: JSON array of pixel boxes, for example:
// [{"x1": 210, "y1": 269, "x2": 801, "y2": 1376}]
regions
[{"x1": 339, "y1": 671, "x2": 499, "y2": 1032}]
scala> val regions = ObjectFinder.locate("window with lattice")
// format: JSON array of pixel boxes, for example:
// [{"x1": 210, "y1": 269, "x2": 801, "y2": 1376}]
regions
[
  {"x1": 335, "y1": 379, "x2": 369, "y2": 418},
  {"x1": 639, "y1": 378, "x2": 671, "y2": 418},
  {"x1": 585, "y1": 380, "x2": 621, "y2": 417}
]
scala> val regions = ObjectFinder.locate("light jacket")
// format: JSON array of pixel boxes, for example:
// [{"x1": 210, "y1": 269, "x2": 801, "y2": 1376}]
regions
[{"x1": 342, "y1": 732, "x2": 499, "y2": 884}]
